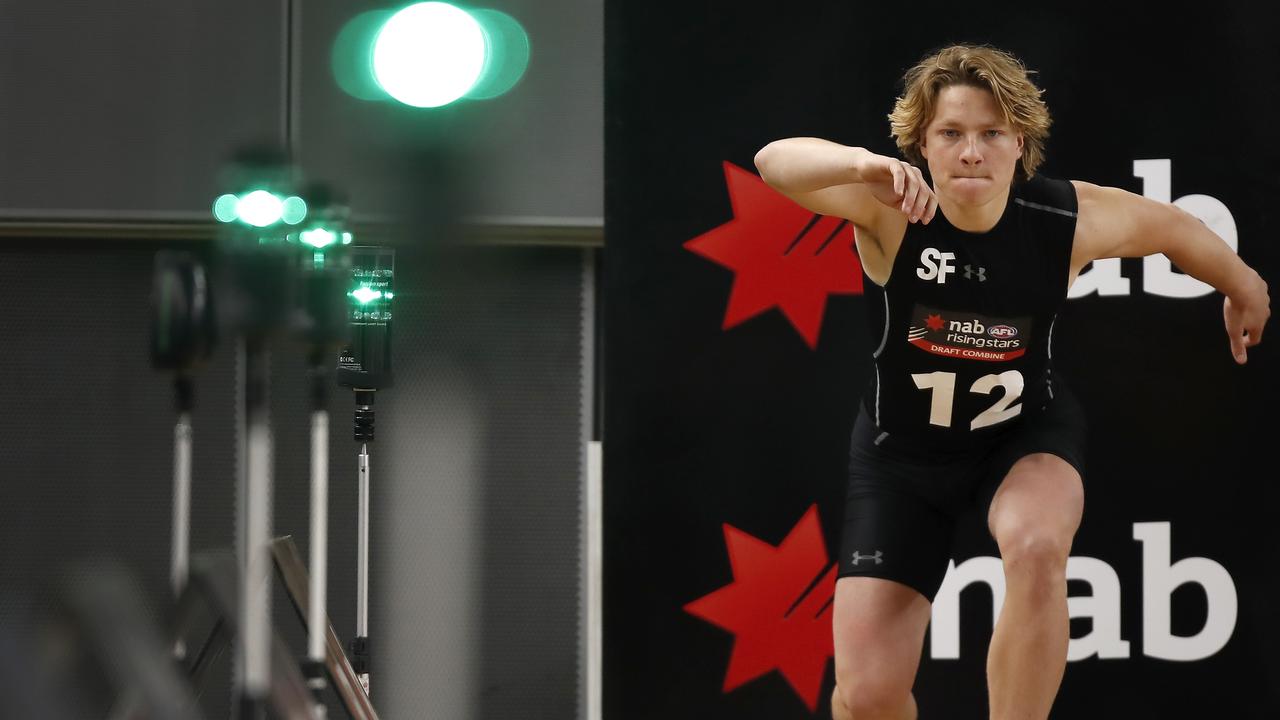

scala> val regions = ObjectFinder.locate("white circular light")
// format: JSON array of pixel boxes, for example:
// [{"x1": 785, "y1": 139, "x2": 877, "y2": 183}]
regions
[
  {"x1": 301, "y1": 228, "x2": 338, "y2": 248},
  {"x1": 373, "y1": 2, "x2": 487, "y2": 108},
  {"x1": 237, "y1": 191, "x2": 284, "y2": 227}
]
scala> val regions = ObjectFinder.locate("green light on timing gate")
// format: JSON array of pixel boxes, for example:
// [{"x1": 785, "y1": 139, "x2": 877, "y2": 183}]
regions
[
  {"x1": 333, "y1": 2, "x2": 530, "y2": 108},
  {"x1": 212, "y1": 191, "x2": 307, "y2": 227},
  {"x1": 350, "y1": 287, "x2": 383, "y2": 304},
  {"x1": 238, "y1": 191, "x2": 285, "y2": 227},
  {"x1": 349, "y1": 288, "x2": 396, "y2": 304},
  {"x1": 374, "y1": 3, "x2": 485, "y2": 108},
  {"x1": 300, "y1": 228, "x2": 338, "y2": 249}
]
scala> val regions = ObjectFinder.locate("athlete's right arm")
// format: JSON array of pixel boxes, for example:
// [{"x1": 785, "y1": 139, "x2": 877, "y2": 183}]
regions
[
  {"x1": 753, "y1": 138, "x2": 937, "y2": 227},
  {"x1": 754, "y1": 138, "x2": 934, "y2": 285}
]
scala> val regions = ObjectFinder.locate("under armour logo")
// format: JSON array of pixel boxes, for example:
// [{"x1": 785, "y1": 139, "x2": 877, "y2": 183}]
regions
[
  {"x1": 850, "y1": 551, "x2": 883, "y2": 566},
  {"x1": 963, "y1": 264, "x2": 987, "y2": 281}
]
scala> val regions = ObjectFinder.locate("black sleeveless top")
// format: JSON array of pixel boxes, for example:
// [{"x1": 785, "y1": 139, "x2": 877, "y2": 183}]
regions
[{"x1": 860, "y1": 174, "x2": 1078, "y2": 449}]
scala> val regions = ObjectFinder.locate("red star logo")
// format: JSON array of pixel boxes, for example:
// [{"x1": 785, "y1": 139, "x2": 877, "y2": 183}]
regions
[
  {"x1": 684, "y1": 505, "x2": 837, "y2": 712},
  {"x1": 684, "y1": 162, "x2": 864, "y2": 349},
  {"x1": 925, "y1": 313, "x2": 945, "y2": 331}
]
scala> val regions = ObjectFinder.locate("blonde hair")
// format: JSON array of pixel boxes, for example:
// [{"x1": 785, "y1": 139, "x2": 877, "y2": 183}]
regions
[{"x1": 888, "y1": 45, "x2": 1051, "y2": 178}]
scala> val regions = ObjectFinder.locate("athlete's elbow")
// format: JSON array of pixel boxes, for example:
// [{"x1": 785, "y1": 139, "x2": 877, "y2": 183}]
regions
[
  {"x1": 1147, "y1": 203, "x2": 1207, "y2": 256},
  {"x1": 754, "y1": 142, "x2": 782, "y2": 184},
  {"x1": 1136, "y1": 204, "x2": 1213, "y2": 260},
  {"x1": 1107, "y1": 198, "x2": 1189, "y2": 259}
]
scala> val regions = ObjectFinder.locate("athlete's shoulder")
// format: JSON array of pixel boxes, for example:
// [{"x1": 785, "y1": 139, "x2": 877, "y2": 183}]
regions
[{"x1": 1012, "y1": 173, "x2": 1078, "y2": 217}]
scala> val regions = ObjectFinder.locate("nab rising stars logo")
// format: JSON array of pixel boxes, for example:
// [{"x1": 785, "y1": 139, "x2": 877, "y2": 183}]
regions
[{"x1": 684, "y1": 162, "x2": 864, "y2": 349}]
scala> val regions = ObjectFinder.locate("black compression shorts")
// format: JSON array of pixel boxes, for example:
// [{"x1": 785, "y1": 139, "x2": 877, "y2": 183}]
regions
[{"x1": 837, "y1": 382, "x2": 1088, "y2": 601}]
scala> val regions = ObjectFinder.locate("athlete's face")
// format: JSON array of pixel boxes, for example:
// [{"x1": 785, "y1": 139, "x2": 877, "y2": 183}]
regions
[{"x1": 920, "y1": 84, "x2": 1024, "y2": 206}]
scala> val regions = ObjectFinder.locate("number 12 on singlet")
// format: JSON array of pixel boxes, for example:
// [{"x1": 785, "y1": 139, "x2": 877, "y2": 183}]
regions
[{"x1": 911, "y1": 370, "x2": 1024, "y2": 430}]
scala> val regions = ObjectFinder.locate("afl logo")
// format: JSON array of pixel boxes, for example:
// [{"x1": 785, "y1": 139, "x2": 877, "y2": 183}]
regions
[{"x1": 988, "y1": 325, "x2": 1018, "y2": 339}]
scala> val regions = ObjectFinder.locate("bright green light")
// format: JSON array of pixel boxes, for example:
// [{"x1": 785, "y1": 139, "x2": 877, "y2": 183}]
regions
[
  {"x1": 301, "y1": 228, "x2": 338, "y2": 248},
  {"x1": 282, "y1": 196, "x2": 308, "y2": 225},
  {"x1": 384, "y1": 292, "x2": 394, "y2": 299},
  {"x1": 373, "y1": 2, "x2": 486, "y2": 108},
  {"x1": 351, "y1": 287, "x2": 383, "y2": 304},
  {"x1": 214, "y1": 191, "x2": 304, "y2": 226},
  {"x1": 342, "y1": 232, "x2": 353, "y2": 245},
  {"x1": 237, "y1": 191, "x2": 284, "y2": 227},
  {"x1": 213, "y1": 194, "x2": 239, "y2": 223}
]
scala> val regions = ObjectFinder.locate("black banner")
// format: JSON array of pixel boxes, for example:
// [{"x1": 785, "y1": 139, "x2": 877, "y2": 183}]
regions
[{"x1": 605, "y1": 3, "x2": 1280, "y2": 718}]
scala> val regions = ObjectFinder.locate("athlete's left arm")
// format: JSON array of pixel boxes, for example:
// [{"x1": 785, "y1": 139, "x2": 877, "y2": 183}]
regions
[{"x1": 1070, "y1": 180, "x2": 1270, "y2": 364}]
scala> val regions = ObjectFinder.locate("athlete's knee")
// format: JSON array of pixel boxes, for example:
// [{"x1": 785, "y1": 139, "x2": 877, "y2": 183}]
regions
[
  {"x1": 833, "y1": 676, "x2": 913, "y2": 720},
  {"x1": 996, "y1": 526, "x2": 1071, "y2": 585}
]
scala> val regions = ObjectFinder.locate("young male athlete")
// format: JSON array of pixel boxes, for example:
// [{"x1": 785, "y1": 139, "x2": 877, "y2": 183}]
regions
[{"x1": 754, "y1": 45, "x2": 1270, "y2": 719}]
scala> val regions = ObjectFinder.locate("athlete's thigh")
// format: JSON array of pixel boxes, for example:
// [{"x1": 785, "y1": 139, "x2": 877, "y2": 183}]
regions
[
  {"x1": 832, "y1": 577, "x2": 932, "y2": 694},
  {"x1": 987, "y1": 452, "x2": 1084, "y2": 544},
  {"x1": 978, "y1": 387, "x2": 1088, "y2": 541}
]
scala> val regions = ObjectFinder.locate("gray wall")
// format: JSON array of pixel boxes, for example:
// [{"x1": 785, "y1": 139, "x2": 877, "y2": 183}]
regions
[{"x1": 0, "y1": 0, "x2": 284, "y2": 219}]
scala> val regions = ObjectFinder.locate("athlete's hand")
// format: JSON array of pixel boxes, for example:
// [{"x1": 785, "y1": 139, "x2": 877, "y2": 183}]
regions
[
  {"x1": 857, "y1": 154, "x2": 938, "y2": 224},
  {"x1": 1224, "y1": 270, "x2": 1270, "y2": 364}
]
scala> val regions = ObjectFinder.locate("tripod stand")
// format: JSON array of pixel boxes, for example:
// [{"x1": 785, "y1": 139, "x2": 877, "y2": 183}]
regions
[{"x1": 336, "y1": 246, "x2": 395, "y2": 695}]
